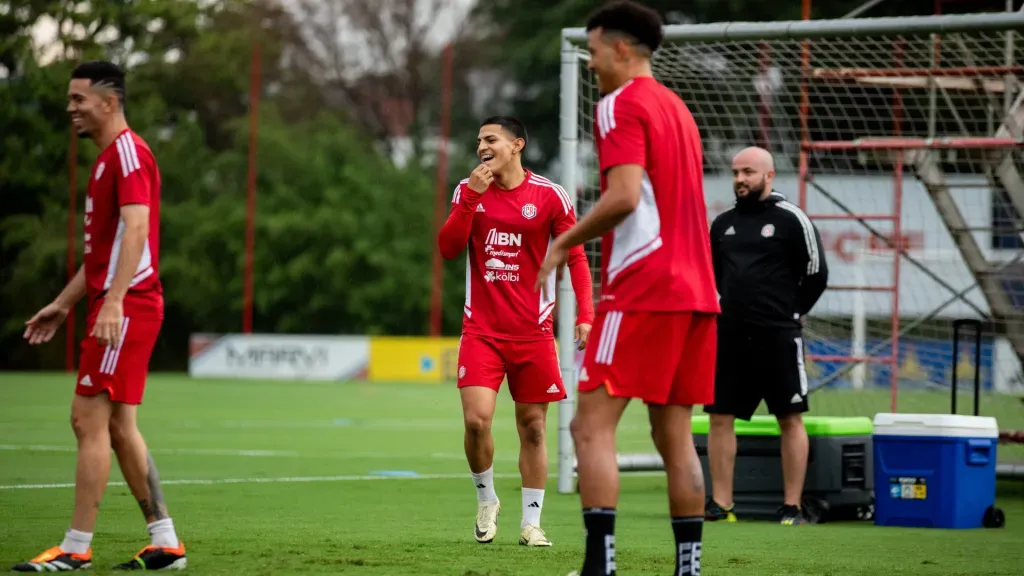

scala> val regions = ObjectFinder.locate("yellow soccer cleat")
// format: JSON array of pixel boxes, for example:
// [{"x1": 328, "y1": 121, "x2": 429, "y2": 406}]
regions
[
  {"x1": 705, "y1": 498, "x2": 738, "y2": 522},
  {"x1": 474, "y1": 500, "x2": 501, "y2": 543},
  {"x1": 519, "y1": 524, "x2": 552, "y2": 547}
]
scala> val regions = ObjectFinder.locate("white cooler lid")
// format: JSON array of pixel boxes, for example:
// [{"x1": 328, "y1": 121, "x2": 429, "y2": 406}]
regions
[{"x1": 872, "y1": 413, "x2": 999, "y2": 438}]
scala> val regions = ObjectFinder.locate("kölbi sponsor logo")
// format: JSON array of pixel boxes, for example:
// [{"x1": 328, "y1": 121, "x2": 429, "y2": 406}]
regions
[{"x1": 484, "y1": 270, "x2": 520, "y2": 282}]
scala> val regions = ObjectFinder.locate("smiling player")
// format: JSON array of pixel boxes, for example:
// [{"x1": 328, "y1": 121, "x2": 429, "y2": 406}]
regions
[
  {"x1": 537, "y1": 2, "x2": 720, "y2": 575},
  {"x1": 438, "y1": 116, "x2": 595, "y2": 548},
  {"x1": 13, "y1": 61, "x2": 186, "y2": 572}
]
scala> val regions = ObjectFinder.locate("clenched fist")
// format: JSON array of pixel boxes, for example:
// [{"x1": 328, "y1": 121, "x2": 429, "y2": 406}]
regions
[{"x1": 468, "y1": 164, "x2": 494, "y2": 193}]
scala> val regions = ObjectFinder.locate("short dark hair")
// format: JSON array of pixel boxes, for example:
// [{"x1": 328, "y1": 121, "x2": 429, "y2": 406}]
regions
[
  {"x1": 480, "y1": 116, "x2": 528, "y2": 147},
  {"x1": 585, "y1": 1, "x2": 664, "y2": 55},
  {"x1": 71, "y1": 60, "x2": 126, "y2": 106}
]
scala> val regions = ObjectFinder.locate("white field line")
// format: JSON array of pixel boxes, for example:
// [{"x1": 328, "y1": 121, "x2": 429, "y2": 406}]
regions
[
  {"x1": 0, "y1": 471, "x2": 666, "y2": 491},
  {"x1": 0, "y1": 472, "x2": 523, "y2": 490},
  {"x1": 0, "y1": 444, "x2": 518, "y2": 462},
  {"x1": 0, "y1": 445, "x2": 299, "y2": 457},
  {"x1": 0, "y1": 419, "x2": 654, "y2": 432}
]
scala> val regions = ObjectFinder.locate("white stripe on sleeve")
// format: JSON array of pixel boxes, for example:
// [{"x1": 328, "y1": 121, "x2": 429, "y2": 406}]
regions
[{"x1": 778, "y1": 201, "x2": 820, "y2": 276}]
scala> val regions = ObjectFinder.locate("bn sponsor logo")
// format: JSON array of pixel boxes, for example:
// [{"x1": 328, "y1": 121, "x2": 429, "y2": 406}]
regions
[{"x1": 485, "y1": 228, "x2": 521, "y2": 247}]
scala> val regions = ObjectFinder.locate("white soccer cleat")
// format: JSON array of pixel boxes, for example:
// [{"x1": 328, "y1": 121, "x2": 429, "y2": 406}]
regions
[
  {"x1": 474, "y1": 500, "x2": 500, "y2": 543},
  {"x1": 519, "y1": 523, "x2": 552, "y2": 547}
]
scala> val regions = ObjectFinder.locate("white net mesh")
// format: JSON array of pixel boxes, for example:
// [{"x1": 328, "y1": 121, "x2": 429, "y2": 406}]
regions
[{"x1": 569, "y1": 18, "x2": 1024, "y2": 426}]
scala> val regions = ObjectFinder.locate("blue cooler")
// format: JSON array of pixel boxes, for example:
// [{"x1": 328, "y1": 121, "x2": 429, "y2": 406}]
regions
[{"x1": 872, "y1": 413, "x2": 999, "y2": 529}]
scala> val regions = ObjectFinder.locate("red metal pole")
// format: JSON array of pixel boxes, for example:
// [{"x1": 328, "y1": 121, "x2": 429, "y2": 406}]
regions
[
  {"x1": 429, "y1": 43, "x2": 454, "y2": 337},
  {"x1": 810, "y1": 65, "x2": 1023, "y2": 78},
  {"x1": 804, "y1": 137, "x2": 1024, "y2": 150},
  {"x1": 890, "y1": 39, "x2": 905, "y2": 413},
  {"x1": 243, "y1": 41, "x2": 261, "y2": 334},
  {"x1": 798, "y1": 0, "x2": 811, "y2": 211},
  {"x1": 66, "y1": 107, "x2": 78, "y2": 372}
]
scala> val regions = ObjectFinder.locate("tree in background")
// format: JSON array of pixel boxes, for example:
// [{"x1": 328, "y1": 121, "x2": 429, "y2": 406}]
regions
[{"x1": 1, "y1": 0, "x2": 449, "y2": 369}]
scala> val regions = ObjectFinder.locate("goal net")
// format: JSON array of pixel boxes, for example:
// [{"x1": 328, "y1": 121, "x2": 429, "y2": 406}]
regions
[{"x1": 555, "y1": 12, "x2": 1024, "y2": 492}]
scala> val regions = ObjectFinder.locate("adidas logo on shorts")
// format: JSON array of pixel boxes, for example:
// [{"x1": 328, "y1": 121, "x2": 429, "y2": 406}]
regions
[{"x1": 547, "y1": 384, "x2": 559, "y2": 394}]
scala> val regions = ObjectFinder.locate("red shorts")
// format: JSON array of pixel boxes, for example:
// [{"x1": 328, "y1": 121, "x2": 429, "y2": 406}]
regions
[
  {"x1": 76, "y1": 314, "x2": 162, "y2": 405},
  {"x1": 456, "y1": 333, "x2": 566, "y2": 404},
  {"x1": 579, "y1": 311, "x2": 717, "y2": 406}
]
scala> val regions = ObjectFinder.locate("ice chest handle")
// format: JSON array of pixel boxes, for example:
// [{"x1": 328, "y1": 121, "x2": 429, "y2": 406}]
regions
[
  {"x1": 966, "y1": 439, "x2": 993, "y2": 466},
  {"x1": 951, "y1": 319, "x2": 983, "y2": 416}
]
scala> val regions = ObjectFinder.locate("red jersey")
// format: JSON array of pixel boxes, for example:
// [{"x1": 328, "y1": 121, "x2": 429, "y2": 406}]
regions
[
  {"x1": 438, "y1": 170, "x2": 594, "y2": 341},
  {"x1": 593, "y1": 76, "x2": 720, "y2": 314},
  {"x1": 83, "y1": 129, "x2": 163, "y2": 319}
]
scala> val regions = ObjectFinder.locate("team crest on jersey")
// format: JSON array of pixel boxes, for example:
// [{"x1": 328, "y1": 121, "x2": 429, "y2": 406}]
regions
[
  {"x1": 522, "y1": 203, "x2": 537, "y2": 219},
  {"x1": 95, "y1": 162, "x2": 105, "y2": 181},
  {"x1": 761, "y1": 224, "x2": 775, "y2": 238}
]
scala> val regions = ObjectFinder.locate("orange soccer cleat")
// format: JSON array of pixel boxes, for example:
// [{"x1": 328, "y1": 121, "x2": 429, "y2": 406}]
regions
[{"x1": 12, "y1": 546, "x2": 93, "y2": 572}]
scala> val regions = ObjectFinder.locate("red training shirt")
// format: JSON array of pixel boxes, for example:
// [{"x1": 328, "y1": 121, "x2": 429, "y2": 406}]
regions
[
  {"x1": 83, "y1": 128, "x2": 164, "y2": 320},
  {"x1": 593, "y1": 76, "x2": 720, "y2": 314},
  {"x1": 438, "y1": 170, "x2": 595, "y2": 341}
]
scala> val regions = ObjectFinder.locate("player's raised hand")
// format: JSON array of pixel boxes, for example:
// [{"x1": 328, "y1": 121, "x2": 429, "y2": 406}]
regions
[
  {"x1": 575, "y1": 323, "x2": 592, "y2": 350},
  {"x1": 23, "y1": 303, "x2": 70, "y2": 345},
  {"x1": 91, "y1": 298, "x2": 124, "y2": 348},
  {"x1": 468, "y1": 164, "x2": 493, "y2": 193}
]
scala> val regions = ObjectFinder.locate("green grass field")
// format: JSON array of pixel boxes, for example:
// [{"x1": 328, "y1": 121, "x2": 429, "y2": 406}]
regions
[{"x1": 1, "y1": 373, "x2": 1023, "y2": 575}]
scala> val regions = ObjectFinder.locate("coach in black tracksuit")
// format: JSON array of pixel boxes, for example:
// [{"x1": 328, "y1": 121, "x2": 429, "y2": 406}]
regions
[{"x1": 703, "y1": 146, "x2": 829, "y2": 526}]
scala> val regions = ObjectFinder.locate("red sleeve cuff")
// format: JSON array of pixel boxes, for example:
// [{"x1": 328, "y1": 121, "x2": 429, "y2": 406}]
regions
[{"x1": 568, "y1": 247, "x2": 595, "y2": 325}]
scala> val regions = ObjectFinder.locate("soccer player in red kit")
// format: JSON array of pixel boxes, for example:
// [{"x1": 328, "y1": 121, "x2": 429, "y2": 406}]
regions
[
  {"x1": 438, "y1": 116, "x2": 595, "y2": 547},
  {"x1": 13, "y1": 61, "x2": 186, "y2": 572},
  {"x1": 537, "y1": 3, "x2": 719, "y2": 575}
]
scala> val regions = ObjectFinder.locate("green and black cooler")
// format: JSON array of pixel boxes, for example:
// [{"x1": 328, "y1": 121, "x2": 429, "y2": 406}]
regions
[{"x1": 691, "y1": 415, "x2": 875, "y2": 522}]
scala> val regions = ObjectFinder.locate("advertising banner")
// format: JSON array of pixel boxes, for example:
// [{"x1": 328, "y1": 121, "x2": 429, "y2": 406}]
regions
[
  {"x1": 368, "y1": 337, "x2": 461, "y2": 383},
  {"x1": 188, "y1": 334, "x2": 369, "y2": 381}
]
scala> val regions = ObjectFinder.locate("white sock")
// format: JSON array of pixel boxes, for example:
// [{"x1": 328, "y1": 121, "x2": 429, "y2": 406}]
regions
[
  {"x1": 471, "y1": 467, "x2": 498, "y2": 503},
  {"x1": 60, "y1": 529, "x2": 93, "y2": 555},
  {"x1": 522, "y1": 487, "x2": 545, "y2": 528},
  {"x1": 147, "y1": 518, "x2": 179, "y2": 549}
]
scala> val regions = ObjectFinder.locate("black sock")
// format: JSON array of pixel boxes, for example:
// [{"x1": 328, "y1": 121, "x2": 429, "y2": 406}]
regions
[
  {"x1": 581, "y1": 508, "x2": 616, "y2": 576},
  {"x1": 672, "y1": 516, "x2": 703, "y2": 576}
]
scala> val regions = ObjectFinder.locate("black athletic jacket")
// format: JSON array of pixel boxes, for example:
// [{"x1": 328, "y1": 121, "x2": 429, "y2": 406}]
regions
[{"x1": 710, "y1": 191, "x2": 829, "y2": 329}]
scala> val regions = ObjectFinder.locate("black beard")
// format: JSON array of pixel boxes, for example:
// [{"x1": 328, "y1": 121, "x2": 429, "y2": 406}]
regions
[{"x1": 734, "y1": 185, "x2": 765, "y2": 206}]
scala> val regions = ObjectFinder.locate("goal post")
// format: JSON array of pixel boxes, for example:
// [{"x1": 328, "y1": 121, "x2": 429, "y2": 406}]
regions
[
  {"x1": 556, "y1": 37, "x2": 581, "y2": 496},
  {"x1": 555, "y1": 11, "x2": 1024, "y2": 493}
]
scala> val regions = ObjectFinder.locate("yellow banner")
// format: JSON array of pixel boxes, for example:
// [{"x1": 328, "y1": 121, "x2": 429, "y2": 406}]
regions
[{"x1": 368, "y1": 337, "x2": 461, "y2": 383}]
